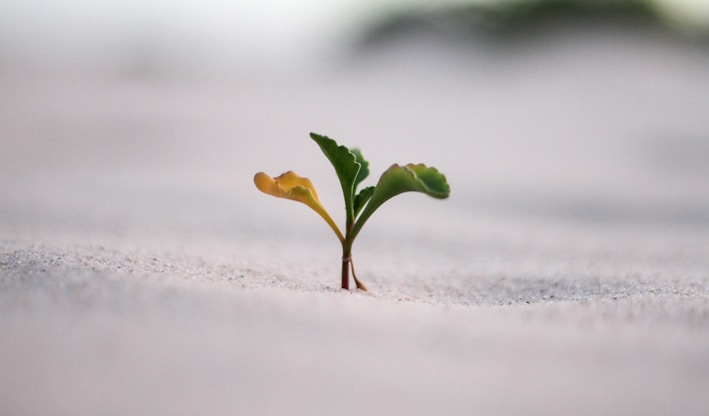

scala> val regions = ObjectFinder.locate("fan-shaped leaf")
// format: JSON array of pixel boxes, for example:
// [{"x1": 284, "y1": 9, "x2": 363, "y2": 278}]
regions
[{"x1": 351, "y1": 164, "x2": 449, "y2": 239}]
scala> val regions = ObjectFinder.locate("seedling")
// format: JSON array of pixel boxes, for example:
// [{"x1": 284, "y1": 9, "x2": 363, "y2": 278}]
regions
[{"x1": 254, "y1": 133, "x2": 450, "y2": 290}]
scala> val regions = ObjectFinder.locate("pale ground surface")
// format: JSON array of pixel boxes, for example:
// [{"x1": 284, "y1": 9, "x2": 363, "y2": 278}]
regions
[{"x1": 1, "y1": 30, "x2": 709, "y2": 415}]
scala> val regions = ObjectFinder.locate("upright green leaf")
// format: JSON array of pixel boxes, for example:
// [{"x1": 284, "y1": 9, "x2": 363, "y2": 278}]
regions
[
  {"x1": 353, "y1": 186, "x2": 375, "y2": 218},
  {"x1": 350, "y1": 148, "x2": 369, "y2": 189},
  {"x1": 351, "y1": 163, "x2": 450, "y2": 239},
  {"x1": 310, "y1": 133, "x2": 361, "y2": 222}
]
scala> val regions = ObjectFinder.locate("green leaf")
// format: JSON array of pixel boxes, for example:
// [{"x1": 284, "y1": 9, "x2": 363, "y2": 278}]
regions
[
  {"x1": 350, "y1": 148, "x2": 369, "y2": 189},
  {"x1": 351, "y1": 163, "x2": 450, "y2": 239},
  {"x1": 353, "y1": 186, "x2": 375, "y2": 218},
  {"x1": 310, "y1": 133, "x2": 361, "y2": 222}
]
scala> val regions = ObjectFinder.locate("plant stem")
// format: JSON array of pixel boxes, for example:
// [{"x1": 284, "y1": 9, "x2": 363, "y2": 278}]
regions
[
  {"x1": 341, "y1": 207, "x2": 355, "y2": 290},
  {"x1": 341, "y1": 209, "x2": 366, "y2": 291},
  {"x1": 341, "y1": 239, "x2": 367, "y2": 291},
  {"x1": 341, "y1": 250, "x2": 350, "y2": 290}
]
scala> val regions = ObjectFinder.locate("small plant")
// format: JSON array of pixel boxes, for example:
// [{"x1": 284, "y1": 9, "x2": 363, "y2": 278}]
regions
[{"x1": 254, "y1": 133, "x2": 450, "y2": 290}]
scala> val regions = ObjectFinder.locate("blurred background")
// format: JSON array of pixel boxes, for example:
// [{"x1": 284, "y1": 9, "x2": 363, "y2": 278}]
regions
[
  {"x1": 1, "y1": 0, "x2": 709, "y2": 247},
  {"x1": 1, "y1": 0, "x2": 708, "y2": 77}
]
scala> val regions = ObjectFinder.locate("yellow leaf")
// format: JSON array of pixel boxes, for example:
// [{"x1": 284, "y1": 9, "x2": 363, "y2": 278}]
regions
[{"x1": 254, "y1": 171, "x2": 344, "y2": 242}]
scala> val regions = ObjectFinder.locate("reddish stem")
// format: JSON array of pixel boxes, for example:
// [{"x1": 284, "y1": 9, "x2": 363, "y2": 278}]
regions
[{"x1": 341, "y1": 255, "x2": 350, "y2": 290}]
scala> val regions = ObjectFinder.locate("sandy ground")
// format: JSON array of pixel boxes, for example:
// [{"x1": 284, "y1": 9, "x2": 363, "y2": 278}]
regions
[{"x1": 1, "y1": 31, "x2": 709, "y2": 415}]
